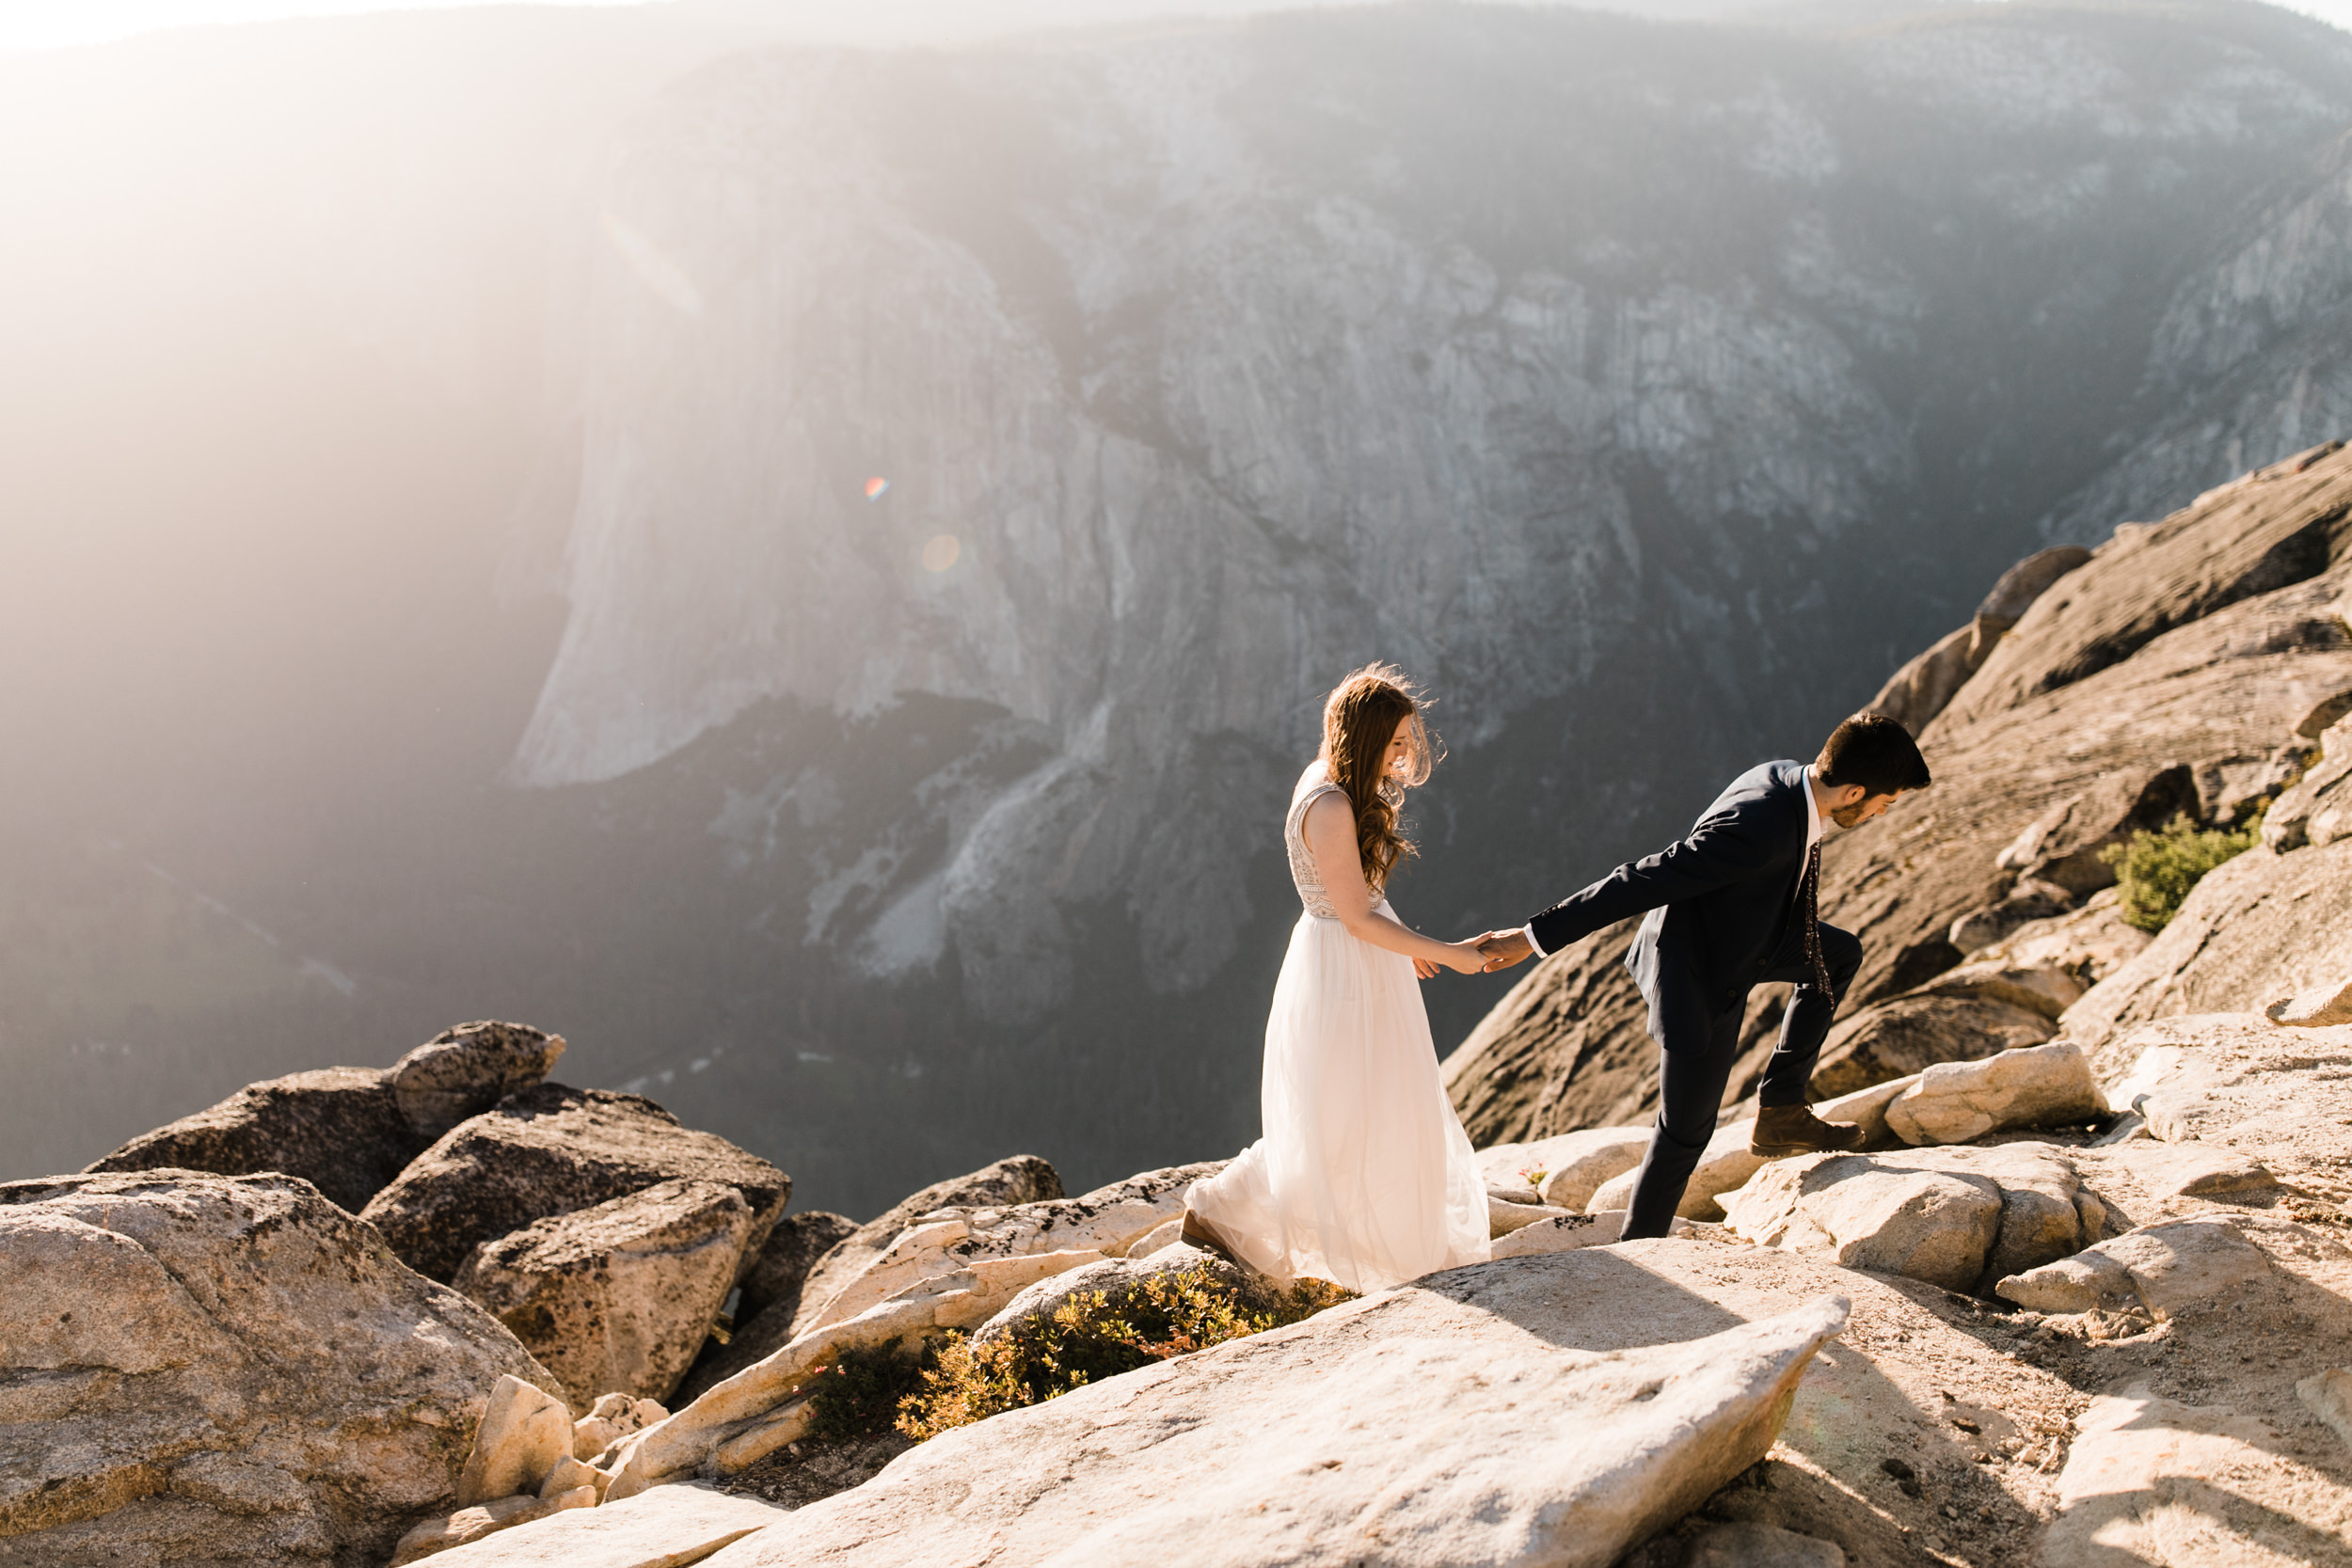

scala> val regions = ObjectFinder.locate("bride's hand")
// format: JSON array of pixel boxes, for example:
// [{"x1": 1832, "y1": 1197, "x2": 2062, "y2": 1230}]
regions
[
  {"x1": 1443, "y1": 940, "x2": 1486, "y2": 975},
  {"x1": 1413, "y1": 956, "x2": 1442, "y2": 979}
]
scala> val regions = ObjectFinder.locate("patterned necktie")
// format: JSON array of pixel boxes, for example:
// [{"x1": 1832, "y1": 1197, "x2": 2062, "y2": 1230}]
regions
[{"x1": 1800, "y1": 841, "x2": 1833, "y2": 998}]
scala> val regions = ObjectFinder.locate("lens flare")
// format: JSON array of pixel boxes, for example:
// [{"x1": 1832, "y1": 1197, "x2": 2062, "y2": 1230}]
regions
[
  {"x1": 920, "y1": 534, "x2": 961, "y2": 573},
  {"x1": 864, "y1": 477, "x2": 890, "y2": 500}
]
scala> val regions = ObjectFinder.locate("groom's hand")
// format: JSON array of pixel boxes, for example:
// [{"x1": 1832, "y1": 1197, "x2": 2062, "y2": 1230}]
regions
[{"x1": 1476, "y1": 929, "x2": 1534, "y2": 972}]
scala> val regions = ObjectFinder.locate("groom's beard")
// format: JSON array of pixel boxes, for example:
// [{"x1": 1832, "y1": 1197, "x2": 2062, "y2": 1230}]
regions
[{"x1": 1830, "y1": 800, "x2": 1870, "y2": 829}]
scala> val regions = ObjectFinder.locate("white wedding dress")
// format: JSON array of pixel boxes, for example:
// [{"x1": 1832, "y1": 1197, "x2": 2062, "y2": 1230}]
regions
[{"x1": 1185, "y1": 762, "x2": 1491, "y2": 1292}]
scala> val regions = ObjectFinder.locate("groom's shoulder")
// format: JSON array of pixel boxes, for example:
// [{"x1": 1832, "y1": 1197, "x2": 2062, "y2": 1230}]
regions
[{"x1": 1698, "y1": 760, "x2": 1805, "y2": 825}]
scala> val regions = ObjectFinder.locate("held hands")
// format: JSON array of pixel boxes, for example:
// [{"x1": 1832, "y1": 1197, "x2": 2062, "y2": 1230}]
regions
[
  {"x1": 1415, "y1": 941, "x2": 1490, "y2": 979},
  {"x1": 1474, "y1": 929, "x2": 1535, "y2": 973}
]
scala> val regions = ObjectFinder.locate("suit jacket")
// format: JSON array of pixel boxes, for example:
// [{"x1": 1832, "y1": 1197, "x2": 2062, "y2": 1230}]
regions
[{"x1": 1527, "y1": 760, "x2": 1812, "y2": 1046}]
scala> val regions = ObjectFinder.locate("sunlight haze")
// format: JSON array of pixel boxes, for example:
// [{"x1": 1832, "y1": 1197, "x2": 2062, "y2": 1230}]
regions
[{"x1": 13, "y1": 0, "x2": 2345, "y2": 55}]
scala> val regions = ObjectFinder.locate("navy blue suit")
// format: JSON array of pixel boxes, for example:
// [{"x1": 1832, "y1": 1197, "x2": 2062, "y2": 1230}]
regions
[{"x1": 1526, "y1": 760, "x2": 1860, "y2": 1238}]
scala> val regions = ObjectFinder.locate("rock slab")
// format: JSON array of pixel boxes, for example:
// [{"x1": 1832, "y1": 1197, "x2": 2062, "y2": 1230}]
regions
[
  {"x1": 0, "y1": 1170, "x2": 555, "y2": 1568},
  {"x1": 397, "y1": 1482, "x2": 787, "y2": 1567},
  {"x1": 692, "y1": 1266, "x2": 1848, "y2": 1568},
  {"x1": 787, "y1": 1155, "x2": 1061, "y2": 1341}
]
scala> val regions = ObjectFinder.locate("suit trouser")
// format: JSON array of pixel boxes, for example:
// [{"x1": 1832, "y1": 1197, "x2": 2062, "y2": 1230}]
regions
[{"x1": 1622, "y1": 920, "x2": 1862, "y2": 1241}]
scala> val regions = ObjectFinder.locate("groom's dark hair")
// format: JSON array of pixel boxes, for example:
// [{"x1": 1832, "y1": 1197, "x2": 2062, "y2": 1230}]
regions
[{"x1": 1817, "y1": 713, "x2": 1931, "y2": 796}]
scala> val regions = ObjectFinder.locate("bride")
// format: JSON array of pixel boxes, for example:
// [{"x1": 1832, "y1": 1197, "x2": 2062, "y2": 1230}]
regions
[{"x1": 1183, "y1": 664, "x2": 1492, "y2": 1291}]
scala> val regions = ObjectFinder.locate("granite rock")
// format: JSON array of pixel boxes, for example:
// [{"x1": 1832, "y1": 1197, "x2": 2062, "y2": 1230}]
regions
[
  {"x1": 457, "y1": 1376, "x2": 576, "y2": 1508},
  {"x1": 1883, "y1": 1039, "x2": 2102, "y2": 1145},
  {"x1": 673, "y1": 1211, "x2": 859, "y2": 1405},
  {"x1": 786, "y1": 1155, "x2": 1061, "y2": 1342},
  {"x1": 453, "y1": 1180, "x2": 755, "y2": 1407},
  {"x1": 0, "y1": 1170, "x2": 555, "y2": 1566},
  {"x1": 793, "y1": 1162, "x2": 1211, "y2": 1339},
  {"x1": 358, "y1": 1085, "x2": 787, "y2": 1285},
  {"x1": 684, "y1": 1257, "x2": 1848, "y2": 1568},
  {"x1": 82, "y1": 1067, "x2": 420, "y2": 1213},
  {"x1": 389, "y1": 1022, "x2": 568, "y2": 1143}
]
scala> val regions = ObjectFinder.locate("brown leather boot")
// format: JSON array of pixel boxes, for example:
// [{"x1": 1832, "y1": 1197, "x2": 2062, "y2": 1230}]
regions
[
  {"x1": 1750, "y1": 1103, "x2": 1867, "y2": 1157},
  {"x1": 1180, "y1": 1209, "x2": 1247, "y2": 1268}
]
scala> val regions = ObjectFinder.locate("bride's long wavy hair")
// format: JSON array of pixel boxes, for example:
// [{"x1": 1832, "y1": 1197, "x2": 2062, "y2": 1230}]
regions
[{"x1": 1320, "y1": 663, "x2": 1438, "y2": 894}]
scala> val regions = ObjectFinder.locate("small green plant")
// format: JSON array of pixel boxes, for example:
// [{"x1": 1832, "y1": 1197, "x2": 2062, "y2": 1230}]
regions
[
  {"x1": 803, "y1": 1340, "x2": 938, "y2": 1442},
  {"x1": 2100, "y1": 811, "x2": 2262, "y2": 933},
  {"x1": 897, "y1": 1265, "x2": 1353, "y2": 1440}
]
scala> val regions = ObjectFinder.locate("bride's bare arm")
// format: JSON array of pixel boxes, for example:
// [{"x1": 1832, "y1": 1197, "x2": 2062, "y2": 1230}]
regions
[{"x1": 1302, "y1": 793, "x2": 1484, "y2": 974}]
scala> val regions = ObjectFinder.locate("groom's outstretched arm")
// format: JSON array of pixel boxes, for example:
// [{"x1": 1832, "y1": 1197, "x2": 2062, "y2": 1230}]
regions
[{"x1": 1495, "y1": 800, "x2": 1797, "y2": 966}]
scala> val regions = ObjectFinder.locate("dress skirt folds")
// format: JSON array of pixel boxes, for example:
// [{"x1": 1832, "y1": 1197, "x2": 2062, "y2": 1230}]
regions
[{"x1": 1186, "y1": 900, "x2": 1491, "y2": 1293}]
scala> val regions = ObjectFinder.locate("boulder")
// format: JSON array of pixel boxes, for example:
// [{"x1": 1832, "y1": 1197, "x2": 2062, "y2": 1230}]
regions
[
  {"x1": 2269, "y1": 972, "x2": 2352, "y2": 1028},
  {"x1": 1883, "y1": 1039, "x2": 2102, "y2": 1145},
  {"x1": 1994, "y1": 1213, "x2": 2275, "y2": 1319},
  {"x1": 81, "y1": 1066, "x2": 420, "y2": 1213},
  {"x1": 1946, "y1": 877, "x2": 2076, "y2": 958},
  {"x1": 1864, "y1": 622, "x2": 1984, "y2": 736},
  {"x1": 1807, "y1": 992, "x2": 2056, "y2": 1101},
  {"x1": 390, "y1": 1492, "x2": 592, "y2": 1566},
  {"x1": 1474, "y1": 1125, "x2": 1651, "y2": 1212},
  {"x1": 390, "y1": 1022, "x2": 568, "y2": 1142},
  {"x1": 1586, "y1": 1119, "x2": 1763, "y2": 1222},
  {"x1": 453, "y1": 1180, "x2": 755, "y2": 1407},
  {"x1": 2265, "y1": 710, "x2": 2352, "y2": 852},
  {"x1": 1991, "y1": 764, "x2": 2199, "y2": 898},
  {"x1": 1976, "y1": 545, "x2": 2096, "y2": 626},
  {"x1": 358, "y1": 1085, "x2": 788, "y2": 1285},
  {"x1": 793, "y1": 1163, "x2": 1215, "y2": 1338},
  {"x1": 679, "y1": 1259, "x2": 1848, "y2": 1568},
  {"x1": 82, "y1": 1023, "x2": 574, "y2": 1215},
  {"x1": 0, "y1": 1170, "x2": 556, "y2": 1566},
  {"x1": 458, "y1": 1375, "x2": 576, "y2": 1507},
  {"x1": 571, "y1": 1394, "x2": 669, "y2": 1465},
  {"x1": 787, "y1": 1155, "x2": 1062, "y2": 1341},
  {"x1": 1950, "y1": 884, "x2": 2148, "y2": 980},
  {"x1": 672, "y1": 1211, "x2": 860, "y2": 1405},
  {"x1": 387, "y1": 1482, "x2": 787, "y2": 1568},
  {"x1": 1488, "y1": 1193, "x2": 1571, "y2": 1235},
  {"x1": 1862, "y1": 546, "x2": 2091, "y2": 735},
  {"x1": 1722, "y1": 1143, "x2": 2094, "y2": 1295},
  {"x1": 2062, "y1": 838, "x2": 2352, "y2": 1057},
  {"x1": 606, "y1": 1248, "x2": 1110, "y2": 1493}
]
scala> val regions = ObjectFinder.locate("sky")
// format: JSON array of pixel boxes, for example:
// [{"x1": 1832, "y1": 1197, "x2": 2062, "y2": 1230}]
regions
[{"x1": 4, "y1": 0, "x2": 2343, "y2": 56}]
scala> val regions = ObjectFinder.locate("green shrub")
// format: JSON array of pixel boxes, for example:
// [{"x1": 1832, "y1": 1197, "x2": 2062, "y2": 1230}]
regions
[
  {"x1": 803, "y1": 1340, "x2": 939, "y2": 1443},
  {"x1": 897, "y1": 1265, "x2": 1353, "y2": 1440},
  {"x1": 2100, "y1": 811, "x2": 2262, "y2": 933}
]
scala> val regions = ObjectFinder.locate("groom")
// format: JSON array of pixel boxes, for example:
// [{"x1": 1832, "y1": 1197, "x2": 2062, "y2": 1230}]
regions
[{"x1": 1477, "y1": 712, "x2": 1931, "y2": 1240}]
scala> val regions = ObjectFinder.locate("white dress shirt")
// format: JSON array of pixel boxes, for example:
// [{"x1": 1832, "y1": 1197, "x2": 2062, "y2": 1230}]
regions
[{"x1": 1522, "y1": 766, "x2": 1827, "y2": 960}]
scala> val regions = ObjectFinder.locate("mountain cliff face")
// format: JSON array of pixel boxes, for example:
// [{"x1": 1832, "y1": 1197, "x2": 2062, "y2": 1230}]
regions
[
  {"x1": 1447, "y1": 437, "x2": 2352, "y2": 1145},
  {"x1": 493, "y1": 1, "x2": 2352, "y2": 1199},
  {"x1": 10, "y1": 2, "x2": 2352, "y2": 1216}
]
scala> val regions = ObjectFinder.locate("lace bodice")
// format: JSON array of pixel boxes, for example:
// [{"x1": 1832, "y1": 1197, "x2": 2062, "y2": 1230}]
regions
[{"x1": 1284, "y1": 763, "x2": 1361, "y2": 918}]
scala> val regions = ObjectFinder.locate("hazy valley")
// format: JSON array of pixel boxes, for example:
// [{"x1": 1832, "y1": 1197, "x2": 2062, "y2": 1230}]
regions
[{"x1": 8, "y1": 0, "x2": 2352, "y2": 1216}]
